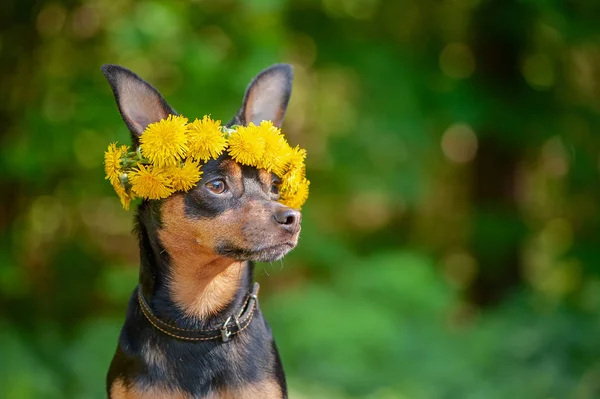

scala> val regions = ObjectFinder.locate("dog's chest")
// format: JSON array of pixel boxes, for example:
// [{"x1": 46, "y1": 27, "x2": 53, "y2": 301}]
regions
[{"x1": 110, "y1": 315, "x2": 284, "y2": 398}]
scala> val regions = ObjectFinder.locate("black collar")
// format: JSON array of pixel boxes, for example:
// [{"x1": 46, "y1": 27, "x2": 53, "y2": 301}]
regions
[{"x1": 137, "y1": 282, "x2": 260, "y2": 342}]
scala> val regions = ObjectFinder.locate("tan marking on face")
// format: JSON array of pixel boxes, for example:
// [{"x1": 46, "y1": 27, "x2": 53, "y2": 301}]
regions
[
  {"x1": 258, "y1": 168, "x2": 273, "y2": 189},
  {"x1": 219, "y1": 378, "x2": 283, "y2": 399},
  {"x1": 109, "y1": 379, "x2": 187, "y2": 399},
  {"x1": 158, "y1": 195, "x2": 248, "y2": 319},
  {"x1": 221, "y1": 159, "x2": 243, "y2": 192}
]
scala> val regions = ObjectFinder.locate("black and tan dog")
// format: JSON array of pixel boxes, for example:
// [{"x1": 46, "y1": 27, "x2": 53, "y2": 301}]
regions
[{"x1": 101, "y1": 64, "x2": 301, "y2": 398}]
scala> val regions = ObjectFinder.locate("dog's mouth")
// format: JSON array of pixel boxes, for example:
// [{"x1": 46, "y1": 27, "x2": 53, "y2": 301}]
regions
[{"x1": 216, "y1": 241, "x2": 297, "y2": 262}]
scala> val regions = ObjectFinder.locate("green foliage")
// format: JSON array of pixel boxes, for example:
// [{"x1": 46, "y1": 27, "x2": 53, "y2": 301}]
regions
[{"x1": 1, "y1": 0, "x2": 600, "y2": 398}]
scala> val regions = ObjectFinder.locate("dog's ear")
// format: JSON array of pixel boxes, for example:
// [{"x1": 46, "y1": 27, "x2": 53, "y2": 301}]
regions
[
  {"x1": 235, "y1": 64, "x2": 293, "y2": 128},
  {"x1": 101, "y1": 64, "x2": 175, "y2": 144}
]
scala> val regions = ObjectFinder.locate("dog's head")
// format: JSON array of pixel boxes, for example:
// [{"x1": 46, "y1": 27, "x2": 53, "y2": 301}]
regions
[{"x1": 102, "y1": 64, "x2": 301, "y2": 263}]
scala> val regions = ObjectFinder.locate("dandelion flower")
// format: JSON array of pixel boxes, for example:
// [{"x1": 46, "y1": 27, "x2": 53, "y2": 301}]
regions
[
  {"x1": 111, "y1": 177, "x2": 135, "y2": 210},
  {"x1": 228, "y1": 123, "x2": 265, "y2": 166},
  {"x1": 286, "y1": 145, "x2": 307, "y2": 171},
  {"x1": 279, "y1": 146, "x2": 307, "y2": 194},
  {"x1": 256, "y1": 120, "x2": 278, "y2": 137},
  {"x1": 140, "y1": 115, "x2": 188, "y2": 168},
  {"x1": 129, "y1": 164, "x2": 174, "y2": 200},
  {"x1": 104, "y1": 143, "x2": 128, "y2": 185},
  {"x1": 281, "y1": 163, "x2": 306, "y2": 194},
  {"x1": 187, "y1": 116, "x2": 227, "y2": 162},
  {"x1": 281, "y1": 178, "x2": 310, "y2": 209},
  {"x1": 257, "y1": 121, "x2": 292, "y2": 175},
  {"x1": 103, "y1": 113, "x2": 309, "y2": 210},
  {"x1": 167, "y1": 160, "x2": 203, "y2": 192}
]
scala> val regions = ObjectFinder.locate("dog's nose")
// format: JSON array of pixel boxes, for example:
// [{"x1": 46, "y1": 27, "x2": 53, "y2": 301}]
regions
[{"x1": 274, "y1": 208, "x2": 301, "y2": 233}]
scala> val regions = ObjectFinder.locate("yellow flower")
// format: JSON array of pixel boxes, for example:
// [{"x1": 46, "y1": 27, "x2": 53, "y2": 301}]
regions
[
  {"x1": 139, "y1": 114, "x2": 189, "y2": 168},
  {"x1": 111, "y1": 177, "x2": 135, "y2": 210},
  {"x1": 103, "y1": 113, "x2": 310, "y2": 210},
  {"x1": 187, "y1": 116, "x2": 227, "y2": 162},
  {"x1": 280, "y1": 178, "x2": 310, "y2": 209},
  {"x1": 104, "y1": 143, "x2": 128, "y2": 185},
  {"x1": 257, "y1": 121, "x2": 292, "y2": 176},
  {"x1": 281, "y1": 163, "x2": 306, "y2": 194},
  {"x1": 279, "y1": 146, "x2": 307, "y2": 201},
  {"x1": 129, "y1": 164, "x2": 174, "y2": 200},
  {"x1": 228, "y1": 123, "x2": 265, "y2": 166},
  {"x1": 286, "y1": 145, "x2": 307, "y2": 172},
  {"x1": 167, "y1": 160, "x2": 203, "y2": 192}
]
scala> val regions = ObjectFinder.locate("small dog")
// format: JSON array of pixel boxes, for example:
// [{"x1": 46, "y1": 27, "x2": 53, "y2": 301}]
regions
[{"x1": 102, "y1": 64, "x2": 301, "y2": 398}]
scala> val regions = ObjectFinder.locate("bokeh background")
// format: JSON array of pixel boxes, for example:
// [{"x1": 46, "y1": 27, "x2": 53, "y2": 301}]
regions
[{"x1": 2, "y1": 0, "x2": 600, "y2": 398}]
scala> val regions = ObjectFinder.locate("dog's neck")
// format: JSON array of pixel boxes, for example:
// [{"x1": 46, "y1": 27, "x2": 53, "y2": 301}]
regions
[{"x1": 135, "y1": 202, "x2": 253, "y2": 330}]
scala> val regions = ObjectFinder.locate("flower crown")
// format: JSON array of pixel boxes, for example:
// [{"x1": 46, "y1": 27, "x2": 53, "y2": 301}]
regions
[{"x1": 104, "y1": 115, "x2": 309, "y2": 211}]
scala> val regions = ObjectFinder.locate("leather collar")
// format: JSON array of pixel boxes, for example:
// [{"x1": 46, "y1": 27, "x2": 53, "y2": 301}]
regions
[{"x1": 137, "y1": 282, "x2": 260, "y2": 342}]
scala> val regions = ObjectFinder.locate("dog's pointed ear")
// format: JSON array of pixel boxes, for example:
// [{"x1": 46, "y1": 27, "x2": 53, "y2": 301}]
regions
[
  {"x1": 101, "y1": 64, "x2": 175, "y2": 143},
  {"x1": 235, "y1": 64, "x2": 293, "y2": 128}
]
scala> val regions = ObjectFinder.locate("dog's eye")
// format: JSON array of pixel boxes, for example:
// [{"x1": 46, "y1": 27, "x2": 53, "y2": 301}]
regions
[
  {"x1": 271, "y1": 178, "x2": 281, "y2": 195},
  {"x1": 271, "y1": 184, "x2": 280, "y2": 195},
  {"x1": 205, "y1": 179, "x2": 227, "y2": 194}
]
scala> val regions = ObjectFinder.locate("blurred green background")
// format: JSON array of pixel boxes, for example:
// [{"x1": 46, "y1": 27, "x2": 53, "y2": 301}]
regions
[{"x1": 1, "y1": 0, "x2": 600, "y2": 398}]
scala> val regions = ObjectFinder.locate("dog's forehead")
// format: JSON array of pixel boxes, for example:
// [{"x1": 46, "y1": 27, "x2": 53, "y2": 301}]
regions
[
  {"x1": 214, "y1": 159, "x2": 243, "y2": 179},
  {"x1": 202, "y1": 157, "x2": 272, "y2": 186}
]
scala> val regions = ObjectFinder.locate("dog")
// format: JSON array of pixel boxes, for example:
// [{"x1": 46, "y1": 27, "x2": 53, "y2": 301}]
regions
[{"x1": 102, "y1": 63, "x2": 301, "y2": 398}]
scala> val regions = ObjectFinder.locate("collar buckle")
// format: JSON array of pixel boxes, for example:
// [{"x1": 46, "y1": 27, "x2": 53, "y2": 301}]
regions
[
  {"x1": 220, "y1": 316, "x2": 232, "y2": 342},
  {"x1": 221, "y1": 315, "x2": 243, "y2": 342}
]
